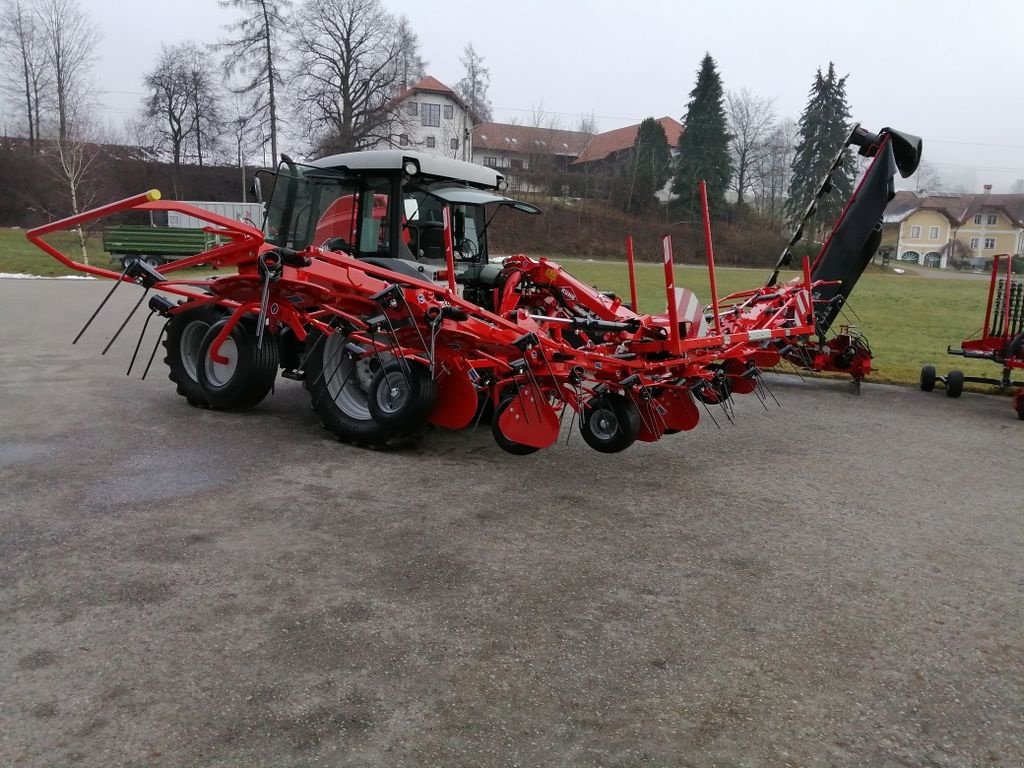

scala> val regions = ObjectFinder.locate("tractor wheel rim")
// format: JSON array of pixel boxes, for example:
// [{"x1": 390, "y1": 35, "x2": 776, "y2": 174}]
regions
[
  {"x1": 180, "y1": 321, "x2": 209, "y2": 382},
  {"x1": 204, "y1": 338, "x2": 238, "y2": 388},
  {"x1": 589, "y1": 407, "x2": 618, "y2": 441},
  {"x1": 322, "y1": 334, "x2": 381, "y2": 421}
]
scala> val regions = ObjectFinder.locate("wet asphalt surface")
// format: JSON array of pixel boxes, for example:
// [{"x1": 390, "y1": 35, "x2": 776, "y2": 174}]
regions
[{"x1": 1, "y1": 279, "x2": 1022, "y2": 768}]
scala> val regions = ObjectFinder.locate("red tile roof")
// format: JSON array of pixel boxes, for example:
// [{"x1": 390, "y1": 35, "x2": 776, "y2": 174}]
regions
[
  {"x1": 409, "y1": 75, "x2": 456, "y2": 96},
  {"x1": 572, "y1": 117, "x2": 684, "y2": 165},
  {"x1": 472, "y1": 122, "x2": 593, "y2": 157},
  {"x1": 885, "y1": 191, "x2": 1024, "y2": 228}
]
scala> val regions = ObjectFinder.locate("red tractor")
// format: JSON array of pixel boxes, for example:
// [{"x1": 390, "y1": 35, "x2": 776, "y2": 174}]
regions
[{"x1": 27, "y1": 123, "x2": 920, "y2": 453}]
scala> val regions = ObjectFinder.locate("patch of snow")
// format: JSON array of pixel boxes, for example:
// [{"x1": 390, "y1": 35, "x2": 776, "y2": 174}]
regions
[
  {"x1": 892, "y1": 268, "x2": 906, "y2": 274},
  {"x1": 0, "y1": 272, "x2": 95, "y2": 280}
]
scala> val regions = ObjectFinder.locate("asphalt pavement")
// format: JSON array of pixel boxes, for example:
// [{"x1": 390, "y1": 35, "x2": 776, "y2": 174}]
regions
[{"x1": 2, "y1": 279, "x2": 1022, "y2": 767}]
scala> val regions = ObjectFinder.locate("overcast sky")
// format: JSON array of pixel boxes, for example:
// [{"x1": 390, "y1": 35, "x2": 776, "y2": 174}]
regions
[{"x1": 84, "y1": 0, "x2": 1024, "y2": 191}]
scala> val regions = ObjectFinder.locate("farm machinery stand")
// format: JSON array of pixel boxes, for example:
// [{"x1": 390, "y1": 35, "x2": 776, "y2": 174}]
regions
[
  {"x1": 27, "y1": 123, "x2": 920, "y2": 454},
  {"x1": 921, "y1": 254, "x2": 1024, "y2": 419}
]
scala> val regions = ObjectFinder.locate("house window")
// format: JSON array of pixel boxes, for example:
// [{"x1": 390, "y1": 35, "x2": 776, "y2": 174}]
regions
[
  {"x1": 398, "y1": 134, "x2": 409, "y2": 147},
  {"x1": 974, "y1": 214, "x2": 983, "y2": 224},
  {"x1": 986, "y1": 213, "x2": 998, "y2": 225},
  {"x1": 425, "y1": 136, "x2": 436, "y2": 148},
  {"x1": 928, "y1": 226, "x2": 939, "y2": 239},
  {"x1": 984, "y1": 237, "x2": 996, "y2": 249},
  {"x1": 970, "y1": 237, "x2": 980, "y2": 249},
  {"x1": 910, "y1": 225, "x2": 921, "y2": 238},
  {"x1": 421, "y1": 103, "x2": 440, "y2": 127},
  {"x1": 443, "y1": 104, "x2": 454, "y2": 119},
  {"x1": 450, "y1": 138, "x2": 459, "y2": 151},
  {"x1": 483, "y1": 156, "x2": 497, "y2": 167},
  {"x1": 510, "y1": 158, "x2": 524, "y2": 170},
  {"x1": 405, "y1": 101, "x2": 418, "y2": 116}
]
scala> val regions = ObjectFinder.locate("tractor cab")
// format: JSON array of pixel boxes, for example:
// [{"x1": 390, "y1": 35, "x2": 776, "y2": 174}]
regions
[{"x1": 263, "y1": 150, "x2": 540, "y2": 306}]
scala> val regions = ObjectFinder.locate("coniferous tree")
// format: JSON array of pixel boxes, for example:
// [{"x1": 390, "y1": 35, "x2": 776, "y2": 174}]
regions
[
  {"x1": 625, "y1": 117, "x2": 671, "y2": 215},
  {"x1": 784, "y1": 62, "x2": 854, "y2": 237},
  {"x1": 671, "y1": 53, "x2": 732, "y2": 221}
]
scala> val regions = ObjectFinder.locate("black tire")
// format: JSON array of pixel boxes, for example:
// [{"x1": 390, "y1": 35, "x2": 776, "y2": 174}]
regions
[
  {"x1": 693, "y1": 366, "x2": 731, "y2": 405},
  {"x1": 196, "y1": 317, "x2": 279, "y2": 410},
  {"x1": 920, "y1": 364, "x2": 937, "y2": 392},
  {"x1": 579, "y1": 393, "x2": 641, "y2": 454},
  {"x1": 303, "y1": 329, "x2": 423, "y2": 448},
  {"x1": 1016, "y1": 394, "x2": 1024, "y2": 421},
  {"x1": 367, "y1": 361, "x2": 437, "y2": 431},
  {"x1": 163, "y1": 303, "x2": 225, "y2": 407},
  {"x1": 144, "y1": 256, "x2": 162, "y2": 268},
  {"x1": 945, "y1": 369, "x2": 964, "y2": 398},
  {"x1": 491, "y1": 395, "x2": 540, "y2": 455}
]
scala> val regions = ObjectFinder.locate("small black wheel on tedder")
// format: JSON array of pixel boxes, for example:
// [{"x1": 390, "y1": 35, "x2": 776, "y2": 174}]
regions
[
  {"x1": 579, "y1": 393, "x2": 641, "y2": 454},
  {"x1": 945, "y1": 370, "x2": 964, "y2": 398}
]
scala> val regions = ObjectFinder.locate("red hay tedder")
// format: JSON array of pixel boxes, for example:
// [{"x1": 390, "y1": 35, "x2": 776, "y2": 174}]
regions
[
  {"x1": 27, "y1": 123, "x2": 920, "y2": 453},
  {"x1": 920, "y1": 254, "x2": 1024, "y2": 419}
]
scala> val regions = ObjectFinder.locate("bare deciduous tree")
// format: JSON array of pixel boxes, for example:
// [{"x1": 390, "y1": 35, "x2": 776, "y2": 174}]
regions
[
  {"x1": 455, "y1": 43, "x2": 492, "y2": 121},
  {"x1": 36, "y1": 0, "x2": 97, "y2": 140},
  {"x1": 0, "y1": 0, "x2": 51, "y2": 148},
  {"x1": 752, "y1": 117, "x2": 797, "y2": 222},
  {"x1": 182, "y1": 44, "x2": 223, "y2": 167},
  {"x1": 726, "y1": 88, "x2": 776, "y2": 206},
  {"x1": 219, "y1": 0, "x2": 289, "y2": 165},
  {"x1": 143, "y1": 44, "x2": 195, "y2": 195},
  {"x1": 46, "y1": 117, "x2": 105, "y2": 264},
  {"x1": 291, "y1": 0, "x2": 405, "y2": 154},
  {"x1": 393, "y1": 14, "x2": 425, "y2": 88},
  {"x1": 576, "y1": 109, "x2": 598, "y2": 136}
]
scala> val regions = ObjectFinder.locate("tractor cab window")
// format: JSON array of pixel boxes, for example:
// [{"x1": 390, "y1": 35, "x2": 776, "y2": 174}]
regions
[
  {"x1": 264, "y1": 162, "x2": 406, "y2": 257},
  {"x1": 401, "y1": 184, "x2": 487, "y2": 263}
]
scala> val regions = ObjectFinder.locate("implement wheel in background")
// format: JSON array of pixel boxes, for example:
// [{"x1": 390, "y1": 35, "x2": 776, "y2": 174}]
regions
[
  {"x1": 920, "y1": 365, "x2": 936, "y2": 392},
  {"x1": 945, "y1": 369, "x2": 964, "y2": 398}
]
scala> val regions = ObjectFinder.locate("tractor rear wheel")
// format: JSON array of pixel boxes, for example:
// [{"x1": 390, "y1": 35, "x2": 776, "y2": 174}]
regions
[
  {"x1": 920, "y1": 365, "x2": 937, "y2": 392},
  {"x1": 945, "y1": 369, "x2": 964, "y2": 398},
  {"x1": 367, "y1": 361, "x2": 437, "y2": 431},
  {"x1": 196, "y1": 317, "x2": 279, "y2": 410},
  {"x1": 303, "y1": 329, "x2": 424, "y2": 448},
  {"x1": 491, "y1": 395, "x2": 540, "y2": 455},
  {"x1": 579, "y1": 394, "x2": 641, "y2": 454},
  {"x1": 163, "y1": 303, "x2": 225, "y2": 407}
]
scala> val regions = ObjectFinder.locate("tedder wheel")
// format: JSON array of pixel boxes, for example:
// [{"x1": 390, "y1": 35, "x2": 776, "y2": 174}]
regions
[
  {"x1": 920, "y1": 364, "x2": 937, "y2": 392},
  {"x1": 303, "y1": 329, "x2": 424, "y2": 448},
  {"x1": 491, "y1": 395, "x2": 540, "y2": 456},
  {"x1": 367, "y1": 361, "x2": 437, "y2": 431},
  {"x1": 579, "y1": 393, "x2": 641, "y2": 454},
  {"x1": 945, "y1": 370, "x2": 964, "y2": 398},
  {"x1": 196, "y1": 317, "x2": 279, "y2": 410},
  {"x1": 163, "y1": 302, "x2": 225, "y2": 407}
]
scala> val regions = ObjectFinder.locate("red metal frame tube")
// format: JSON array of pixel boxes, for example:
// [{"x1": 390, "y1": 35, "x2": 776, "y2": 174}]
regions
[
  {"x1": 699, "y1": 181, "x2": 723, "y2": 336},
  {"x1": 802, "y1": 255, "x2": 813, "y2": 327},
  {"x1": 441, "y1": 206, "x2": 458, "y2": 294},
  {"x1": 661, "y1": 235, "x2": 680, "y2": 352},
  {"x1": 625, "y1": 235, "x2": 639, "y2": 313},
  {"x1": 1002, "y1": 254, "x2": 1013, "y2": 339}
]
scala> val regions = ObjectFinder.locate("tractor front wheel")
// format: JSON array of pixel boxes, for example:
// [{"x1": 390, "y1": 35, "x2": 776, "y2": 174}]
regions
[
  {"x1": 579, "y1": 394, "x2": 641, "y2": 454},
  {"x1": 196, "y1": 317, "x2": 279, "y2": 410},
  {"x1": 920, "y1": 365, "x2": 937, "y2": 392}
]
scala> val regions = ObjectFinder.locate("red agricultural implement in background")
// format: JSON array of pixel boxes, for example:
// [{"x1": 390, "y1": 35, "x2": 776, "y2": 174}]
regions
[
  {"x1": 920, "y1": 254, "x2": 1024, "y2": 419},
  {"x1": 26, "y1": 123, "x2": 919, "y2": 453}
]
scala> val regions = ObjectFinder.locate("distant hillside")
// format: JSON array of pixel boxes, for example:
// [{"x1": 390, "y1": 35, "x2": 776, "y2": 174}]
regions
[{"x1": 487, "y1": 197, "x2": 789, "y2": 266}]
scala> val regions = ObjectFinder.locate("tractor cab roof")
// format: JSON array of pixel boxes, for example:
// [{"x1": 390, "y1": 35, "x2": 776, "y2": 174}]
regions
[{"x1": 309, "y1": 150, "x2": 505, "y2": 191}]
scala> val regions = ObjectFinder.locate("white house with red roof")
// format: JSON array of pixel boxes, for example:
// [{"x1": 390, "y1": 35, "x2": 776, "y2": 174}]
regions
[{"x1": 369, "y1": 76, "x2": 479, "y2": 161}]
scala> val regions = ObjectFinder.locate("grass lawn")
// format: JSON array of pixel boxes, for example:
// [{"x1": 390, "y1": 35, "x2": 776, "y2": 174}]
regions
[{"x1": 1, "y1": 226, "x2": 1005, "y2": 389}]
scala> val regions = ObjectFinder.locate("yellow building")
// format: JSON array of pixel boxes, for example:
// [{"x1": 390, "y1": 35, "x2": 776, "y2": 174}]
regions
[{"x1": 882, "y1": 190, "x2": 1024, "y2": 269}]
